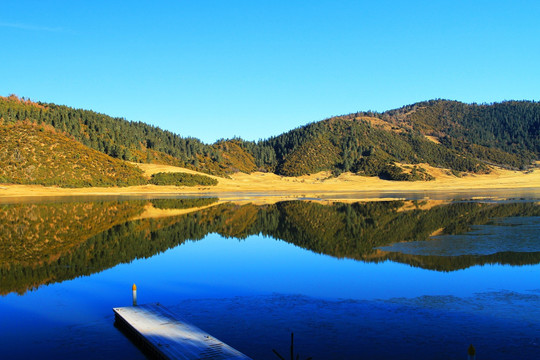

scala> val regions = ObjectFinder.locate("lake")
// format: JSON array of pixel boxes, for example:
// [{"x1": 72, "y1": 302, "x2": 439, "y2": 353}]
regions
[{"x1": 1, "y1": 193, "x2": 539, "y2": 359}]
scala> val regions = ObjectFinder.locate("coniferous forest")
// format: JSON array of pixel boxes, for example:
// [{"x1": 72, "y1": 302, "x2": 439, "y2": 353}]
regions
[{"x1": 0, "y1": 95, "x2": 538, "y2": 185}]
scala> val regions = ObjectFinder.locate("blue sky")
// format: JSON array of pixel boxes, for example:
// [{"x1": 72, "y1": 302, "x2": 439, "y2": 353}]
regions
[{"x1": 2, "y1": 1, "x2": 539, "y2": 143}]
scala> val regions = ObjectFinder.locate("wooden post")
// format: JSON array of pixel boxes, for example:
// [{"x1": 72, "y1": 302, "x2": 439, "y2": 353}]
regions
[
  {"x1": 132, "y1": 283, "x2": 137, "y2": 306},
  {"x1": 468, "y1": 344, "x2": 476, "y2": 360},
  {"x1": 290, "y1": 332, "x2": 294, "y2": 360}
]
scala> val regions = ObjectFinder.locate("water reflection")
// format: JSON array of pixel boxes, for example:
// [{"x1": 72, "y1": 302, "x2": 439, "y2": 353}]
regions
[
  {"x1": 1, "y1": 198, "x2": 539, "y2": 295},
  {"x1": 379, "y1": 216, "x2": 540, "y2": 256}
]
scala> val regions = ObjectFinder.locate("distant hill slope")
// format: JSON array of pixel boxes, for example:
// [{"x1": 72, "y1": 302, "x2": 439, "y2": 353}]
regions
[
  {"x1": 251, "y1": 114, "x2": 489, "y2": 179},
  {"x1": 384, "y1": 100, "x2": 540, "y2": 166},
  {"x1": 277, "y1": 136, "x2": 341, "y2": 176},
  {"x1": 244, "y1": 100, "x2": 539, "y2": 178},
  {"x1": 0, "y1": 121, "x2": 146, "y2": 187},
  {"x1": 0, "y1": 95, "x2": 230, "y2": 175},
  {"x1": 211, "y1": 139, "x2": 257, "y2": 174},
  {"x1": 1, "y1": 95, "x2": 538, "y2": 180}
]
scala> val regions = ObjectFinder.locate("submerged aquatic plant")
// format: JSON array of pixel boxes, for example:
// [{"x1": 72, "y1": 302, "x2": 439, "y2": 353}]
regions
[{"x1": 272, "y1": 332, "x2": 313, "y2": 360}]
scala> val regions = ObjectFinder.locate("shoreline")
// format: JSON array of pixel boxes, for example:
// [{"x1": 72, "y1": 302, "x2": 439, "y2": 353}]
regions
[{"x1": 1, "y1": 166, "x2": 539, "y2": 202}]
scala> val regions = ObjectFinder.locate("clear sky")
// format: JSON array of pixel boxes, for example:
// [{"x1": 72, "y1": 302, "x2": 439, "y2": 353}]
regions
[{"x1": 2, "y1": 0, "x2": 539, "y2": 143}]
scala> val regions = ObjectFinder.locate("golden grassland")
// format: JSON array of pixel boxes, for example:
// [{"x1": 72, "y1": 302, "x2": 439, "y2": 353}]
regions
[
  {"x1": 0, "y1": 122, "x2": 146, "y2": 187},
  {"x1": 0, "y1": 162, "x2": 539, "y2": 202}
]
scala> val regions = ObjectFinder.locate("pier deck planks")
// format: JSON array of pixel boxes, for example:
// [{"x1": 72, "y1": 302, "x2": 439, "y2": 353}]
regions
[{"x1": 113, "y1": 303, "x2": 252, "y2": 360}]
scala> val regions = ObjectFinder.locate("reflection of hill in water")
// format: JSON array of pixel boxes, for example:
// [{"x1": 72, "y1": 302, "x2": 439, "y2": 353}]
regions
[
  {"x1": 263, "y1": 201, "x2": 540, "y2": 270},
  {"x1": 1, "y1": 199, "x2": 539, "y2": 294},
  {"x1": 0, "y1": 201, "x2": 145, "y2": 266},
  {"x1": 0, "y1": 198, "x2": 219, "y2": 295}
]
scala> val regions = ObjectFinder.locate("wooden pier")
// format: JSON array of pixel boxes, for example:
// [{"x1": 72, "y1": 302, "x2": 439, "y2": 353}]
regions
[{"x1": 113, "y1": 303, "x2": 252, "y2": 360}]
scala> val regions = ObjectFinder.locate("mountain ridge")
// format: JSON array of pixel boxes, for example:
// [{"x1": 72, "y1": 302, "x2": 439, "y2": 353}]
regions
[{"x1": 1, "y1": 95, "x2": 538, "y2": 186}]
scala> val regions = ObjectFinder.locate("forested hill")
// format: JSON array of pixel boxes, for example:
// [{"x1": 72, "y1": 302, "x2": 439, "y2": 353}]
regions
[
  {"x1": 1, "y1": 95, "x2": 538, "y2": 180},
  {"x1": 0, "y1": 121, "x2": 147, "y2": 187},
  {"x1": 245, "y1": 99, "x2": 540, "y2": 178},
  {"x1": 0, "y1": 95, "x2": 232, "y2": 175}
]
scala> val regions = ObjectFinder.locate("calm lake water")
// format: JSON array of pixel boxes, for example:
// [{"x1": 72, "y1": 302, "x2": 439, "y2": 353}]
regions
[{"x1": 1, "y1": 193, "x2": 539, "y2": 359}]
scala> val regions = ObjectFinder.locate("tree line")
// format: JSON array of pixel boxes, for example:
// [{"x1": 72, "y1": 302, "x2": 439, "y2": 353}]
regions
[{"x1": 1, "y1": 95, "x2": 538, "y2": 179}]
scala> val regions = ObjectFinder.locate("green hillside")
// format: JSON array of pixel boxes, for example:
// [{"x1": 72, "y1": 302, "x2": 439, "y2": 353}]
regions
[
  {"x1": 0, "y1": 95, "x2": 238, "y2": 175},
  {"x1": 242, "y1": 100, "x2": 539, "y2": 178},
  {"x1": 252, "y1": 115, "x2": 488, "y2": 179},
  {"x1": 0, "y1": 121, "x2": 147, "y2": 187},
  {"x1": 384, "y1": 100, "x2": 539, "y2": 167},
  {"x1": 211, "y1": 139, "x2": 257, "y2": 173},
  {"x1": 1, "y1": 95, "x2": 538, "y2": 181},
  {"x1": 277, "y1": 136, "x2": 341, "y2": 176}
]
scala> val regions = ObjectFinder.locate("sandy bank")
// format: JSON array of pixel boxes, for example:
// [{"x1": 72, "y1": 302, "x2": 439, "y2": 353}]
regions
[{"x1": 0, "y1": 164, "x2": 539, "y2": 201}]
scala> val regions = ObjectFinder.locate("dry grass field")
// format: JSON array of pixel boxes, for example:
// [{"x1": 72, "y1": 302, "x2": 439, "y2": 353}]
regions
[{"x1": 1, "y1": 162, "x2": 539, "y2": 201}]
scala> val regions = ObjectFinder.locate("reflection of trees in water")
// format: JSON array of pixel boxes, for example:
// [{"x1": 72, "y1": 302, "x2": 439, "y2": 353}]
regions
[
  {"x1": 263, "y1": 201, "x2": 540, "y2": 265},
  {"x1": 380, "y1": 250, "x2": 540, "y2": 271},
  {"x1": 150, "y1": 197, "x2": 218, "y2": 209},
  {"x1": 0, "y1": 200, "x2": 146, "y2": 265},
  {"x1": 1, "y1": 199, "x2": 539, "y2": 295}
]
